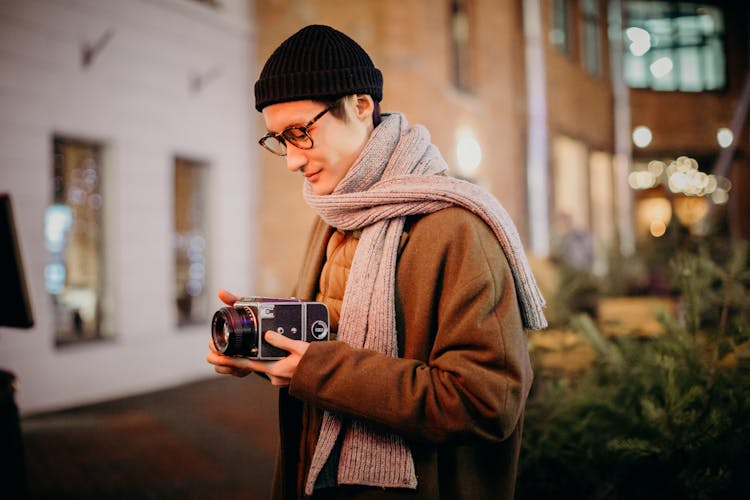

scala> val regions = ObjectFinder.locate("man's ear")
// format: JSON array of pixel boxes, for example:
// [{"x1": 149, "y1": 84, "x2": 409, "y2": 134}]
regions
[{"x1": 353, "y1": 94, "x2": 374, "y2": 122}]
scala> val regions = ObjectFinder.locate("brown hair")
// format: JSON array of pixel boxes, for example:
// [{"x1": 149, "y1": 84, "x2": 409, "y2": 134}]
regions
[{"x1": 318, "y1": 95, "x2": 382, "y2": 127}]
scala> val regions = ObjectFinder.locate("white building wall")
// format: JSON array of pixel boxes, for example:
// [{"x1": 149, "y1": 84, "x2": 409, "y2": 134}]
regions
[{"x1": 0, "y1": 0, "x2": 256, "y2": 414}]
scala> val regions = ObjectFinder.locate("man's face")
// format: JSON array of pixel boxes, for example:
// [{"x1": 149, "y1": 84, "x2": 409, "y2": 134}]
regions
[{"x1": 262, "y1": 99, "x2": 373, "y2": 195}]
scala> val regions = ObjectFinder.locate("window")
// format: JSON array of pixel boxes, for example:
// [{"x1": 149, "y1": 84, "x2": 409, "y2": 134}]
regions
[
  {"x1": 581, "y1": 0, "x2": 602, "y2": 76},
  {"x1": 553, "y1": 135, "x2": 590, "y2": 232},
  {"x1": 550, "y1": 0, "x2": 573, "y2": 54},
  {"x1": 589, "y1": 151, "x2": 614, "y2": 274},
  {"x1": 450, "y1": 0, "x2": 473, "y2": 92},
  {"x1": 624, "y1": 2, "x2": 726, "y2": 92},
  {"x1": 174, "y1": 157, "x2": 209, "y2": 326},
  {"x1": 46, "y1": 137, "x2": 107, "y2": 345}
]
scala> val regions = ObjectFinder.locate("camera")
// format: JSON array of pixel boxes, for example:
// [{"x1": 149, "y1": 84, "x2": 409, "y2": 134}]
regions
[{"x1": 211, "y1": 297, "x2": 329, "y2": 360}]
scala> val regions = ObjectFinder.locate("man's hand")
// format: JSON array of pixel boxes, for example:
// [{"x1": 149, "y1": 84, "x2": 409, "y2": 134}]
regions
[
  {"x1": 205, "y1": 331, "x2": 310, "y2": 386},
  {"x1": 252, "y1": 330, "x2": 311, "y2": 386},
  {"x1": 205, "y1": 289, "x2": 310, "y2": 386}
]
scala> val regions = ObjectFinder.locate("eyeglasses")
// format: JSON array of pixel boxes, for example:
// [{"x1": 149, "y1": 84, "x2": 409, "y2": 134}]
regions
[{"x1": 259, "y1": 105, "x2": 335, "y2": 156}]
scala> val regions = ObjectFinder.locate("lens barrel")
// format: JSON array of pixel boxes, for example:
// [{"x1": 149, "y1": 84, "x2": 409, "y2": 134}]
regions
[{"x1": 211, "y1": 306, "x2": 258, "y2": 356}]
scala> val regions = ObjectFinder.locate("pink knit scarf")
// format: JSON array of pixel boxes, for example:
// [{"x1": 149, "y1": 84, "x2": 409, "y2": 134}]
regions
[{"x1": 302, "y1": 113, "x2": 546, "y2": 494}]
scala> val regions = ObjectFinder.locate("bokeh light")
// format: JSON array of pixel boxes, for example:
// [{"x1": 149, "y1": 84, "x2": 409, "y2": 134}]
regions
[
  {"x1": 632, "y1": 126, "x2": 653, "y2": 148},
  {"x1": 717, "y1": 127, "x2": 733, "y2": 148},
  {"x1": 455, "y1": 128, "x2": 482, "y2": 177},
  {"x1": 626, "y1": 27, "x2": 651, "y2": 56},
  {"x1": 650, "y1": 57, "x2": 674, "y2": 78}
]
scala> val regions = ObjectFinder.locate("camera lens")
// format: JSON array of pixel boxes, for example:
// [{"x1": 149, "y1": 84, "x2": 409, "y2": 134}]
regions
[
  {"x1": 211, "y1": 306, "x2": 258, "y2": 356},
  {"x1": 212, "y1": 317, "x2": 231, "y2": 351}
]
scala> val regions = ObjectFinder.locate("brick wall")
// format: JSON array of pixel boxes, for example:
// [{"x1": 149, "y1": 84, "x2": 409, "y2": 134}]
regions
[{"x1": 253, "y1": 0, "x2": 532, "y2": 296}]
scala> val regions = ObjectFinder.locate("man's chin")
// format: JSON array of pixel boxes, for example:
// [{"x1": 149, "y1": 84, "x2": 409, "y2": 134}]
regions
[{"x1": 306, "y1": 179, "x2": 334, "y2": 196}]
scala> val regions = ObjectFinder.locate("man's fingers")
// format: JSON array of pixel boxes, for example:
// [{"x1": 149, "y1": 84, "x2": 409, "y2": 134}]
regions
[
  {"x1": 217, "y1": 289, "x2": 239, "y2": 306},
  {"x1": 207, "y1": 329, "x2": 304, "y2": 387},
  {"x1": 263, "y1": 330, "x2": 304, "y2": 354}
]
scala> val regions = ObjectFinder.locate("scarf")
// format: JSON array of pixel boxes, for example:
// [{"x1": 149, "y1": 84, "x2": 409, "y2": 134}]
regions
[{"x1": 302, "y1": 113, "x2": 547, "y2": 494}]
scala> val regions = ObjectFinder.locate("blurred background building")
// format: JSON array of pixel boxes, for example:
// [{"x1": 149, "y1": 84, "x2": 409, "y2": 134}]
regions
[
  {"x1": 0, "y1": 0, "x2": 255, "y2": 413},
  {"x1": 1, "y1": 0, "x2": 748, "y2": 414}
]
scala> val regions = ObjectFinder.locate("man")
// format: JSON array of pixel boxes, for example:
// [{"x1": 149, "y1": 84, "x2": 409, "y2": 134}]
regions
[{"x1": 206, "y1": 24, "x2": 546, "y2": 499}]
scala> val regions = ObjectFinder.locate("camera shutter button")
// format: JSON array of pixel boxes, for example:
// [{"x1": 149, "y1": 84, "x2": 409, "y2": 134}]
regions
[{"x1": 310, "y1": 320, "x2": 328, "y2": 340}]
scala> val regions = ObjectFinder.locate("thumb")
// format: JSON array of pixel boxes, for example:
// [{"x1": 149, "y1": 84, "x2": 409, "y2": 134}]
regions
[{"x1": 264, "y1": 330, "x2": 305, "y2": 355}]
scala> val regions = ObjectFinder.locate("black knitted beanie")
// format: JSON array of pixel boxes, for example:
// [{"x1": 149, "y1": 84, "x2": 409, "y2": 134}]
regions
[{"x1": 254, "y1": 24, "x2": 383, "y2": 111}]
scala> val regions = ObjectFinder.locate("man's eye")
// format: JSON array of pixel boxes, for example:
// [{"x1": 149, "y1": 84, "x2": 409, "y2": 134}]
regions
[{"x1": 284, "y1": 128, "x2": 307, "y2": 141}]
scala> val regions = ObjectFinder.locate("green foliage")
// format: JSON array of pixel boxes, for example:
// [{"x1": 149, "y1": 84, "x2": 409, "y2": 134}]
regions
[{"x1": 518, "y1": 242, "x2": 750, "y2": 500}]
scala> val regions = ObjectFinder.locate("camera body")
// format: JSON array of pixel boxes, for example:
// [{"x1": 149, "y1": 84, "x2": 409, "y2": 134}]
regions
[{"x1": 211, "y1": 297, "x2": 329, "y2": 360}]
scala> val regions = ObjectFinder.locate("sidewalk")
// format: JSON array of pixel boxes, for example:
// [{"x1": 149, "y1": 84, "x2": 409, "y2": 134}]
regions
[{"x1": 20, "y1": 376, "x2": 278, "y2": 499}]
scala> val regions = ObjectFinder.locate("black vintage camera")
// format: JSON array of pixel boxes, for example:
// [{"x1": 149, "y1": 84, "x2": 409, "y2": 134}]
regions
[{"x1": 211, "y1": 297, "x2": 329, "y2": 360}]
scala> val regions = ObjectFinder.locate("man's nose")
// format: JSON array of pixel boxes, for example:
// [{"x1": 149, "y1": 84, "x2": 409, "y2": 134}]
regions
[{"x1": 285, "y1": 144, "x2": 307, "y2": 172}]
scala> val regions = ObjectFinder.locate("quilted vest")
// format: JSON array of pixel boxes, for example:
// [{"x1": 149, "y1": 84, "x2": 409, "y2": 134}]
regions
[{"x1": 316, "y1": 229, "x2": 360, "y2": 333}]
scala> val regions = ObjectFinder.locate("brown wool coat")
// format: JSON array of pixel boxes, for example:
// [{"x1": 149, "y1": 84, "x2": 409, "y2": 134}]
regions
[{"x1": 273, "y1": 206, "x2": 534, "y2": 500}]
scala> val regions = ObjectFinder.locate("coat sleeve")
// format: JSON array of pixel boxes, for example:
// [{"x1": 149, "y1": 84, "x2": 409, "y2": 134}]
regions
[{"x1": 288, "y1": 207, "x2": 534, "y2": 445}]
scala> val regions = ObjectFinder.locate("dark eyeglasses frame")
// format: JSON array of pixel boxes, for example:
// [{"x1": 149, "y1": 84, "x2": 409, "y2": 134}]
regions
[{"x1": 258, "y1": 104, "x2": 335, "y2": 156}]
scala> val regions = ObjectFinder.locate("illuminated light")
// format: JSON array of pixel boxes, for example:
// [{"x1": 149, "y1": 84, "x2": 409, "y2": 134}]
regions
[
  {"x1": 628, "y1": 171, "x2": 656, "y2": 190},
  {"x1": 628, "y1": 172, "x2": 640, "y2": 189},
  {"x1": 189, "y1": 235, "x2": 207, "y2": 251},
  {"x1": 189, "y1": 262, "x2": 205, "y2": 279},
  {"x1": 669, "y1": 172, "x2": 689, "y2": 194},
  {"x1": 650, "y1": 57, "x2": 674, "y2": 79},
  {"x1": 647, "y1": 160, "x2": 665, "y2": 177},
  {"x1": 705, "y1": 175, "x2": 718, "y2": 194},
  {"x1": 45, "y1": 204, "x2": 73, "y2": 252},
  {"x1": 641, "y1": 171, "x2": 656, "y2": 188},
  {"x1": 45, "y1": 263, "x2": 66, "y2": 294},
  {"x1": 711, "y1": 188, "x2": 729, "y2": 205},
  {"x1": 674, "y1": 196, "x2": 709, "y2": 228},
  {"x1": 83, "y1": 168, "x2": 98, "y2": 190},
  {"x1": 186, "y1": 279, "x2": 203, "y2": 297},
  {"x1": 717, "y1": 127, "x2": 733, "y2": 148},
  {"x1": 456, "y1": 128, "x2": 482, "y2": 177},
  {"x1": 644, "y1": 198, "x2": 671, "y2": 222},
  {"x1": 632, "y1": 126, "x2": 653, "y2": 148},
  {"x1": 88, "y1": 193, "x2": 103, "y2": 210},
  {"x1": 639, "y1": 171, "x2": 654, "y2": 188},
  {"x1": 698, "y1": 13, "x2": 715, "y2": 32},
  {"x1": 679, "y1": 156, "x2": 699, "y2": 171},
  {"x1": 625, "y1": 27, "x2": 651, "y2": 56},
  {"x1": 68, "y1": 187, "x2": 86, "y2": 205},
  {"x1": 696, "y1": 172, "x2": 709, "y2": 190},
  {"x1": 650, "y1": 220, "x2": 667, "y2": 237},
  {"x1": 666, "y1": 162, "x2": 677, "y2": 177},
  {"x1": 663, "y1": 156, "x2": 722, "y2": 196},
  {"x1": 636, "y1": 197, "x2": 671, "y2": 239}
]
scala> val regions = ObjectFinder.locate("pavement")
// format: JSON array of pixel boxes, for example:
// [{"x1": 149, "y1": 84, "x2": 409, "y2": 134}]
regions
[{"x1": 18, "y1": 376, "x2": 279, "y2": 499}]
